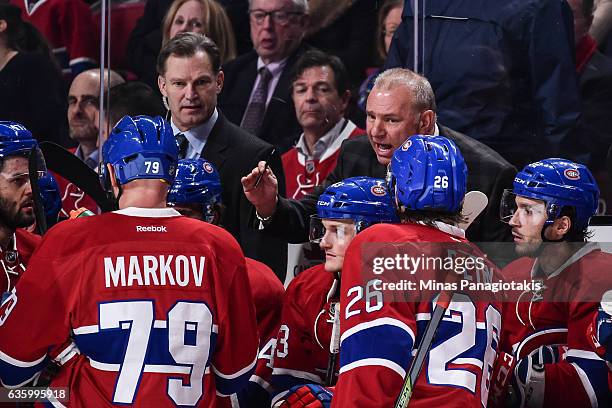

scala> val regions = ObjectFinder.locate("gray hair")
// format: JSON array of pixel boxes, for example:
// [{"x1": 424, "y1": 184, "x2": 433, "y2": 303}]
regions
[
  {"x1": 373, "y1": 68, "x2": 437, "y2": 112},
  {"x1": 248, "y1": 0, "x2": 309, "y2": 13}
]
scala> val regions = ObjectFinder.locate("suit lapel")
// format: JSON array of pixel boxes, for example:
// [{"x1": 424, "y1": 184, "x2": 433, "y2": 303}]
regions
[
  {"x1": 258, "y1": 47, "x2": 305, "y2": 136},
  {"x1": 234, "y1": 54, "x2": 259, "y2": 120},
  {"x1": 201, "y1": 114, "x2": 230, "y2": 171}
]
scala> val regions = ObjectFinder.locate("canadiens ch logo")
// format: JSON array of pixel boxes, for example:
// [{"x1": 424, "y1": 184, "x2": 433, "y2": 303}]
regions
[
  {"x1": 203, "y1": 163, "x2": 214, "y2": 173},
  {"x1": 371, "y1": 185, "x2": 387, "y2": 197},
  {"x1": 401, "y1": 140, "x2": 412, "y2": 151},
  {"x1": 305, "y1": 160, "x2": 315, "y2": 174},
  {"x1": 563, "y1": 168, "x2": 580, "y2": 180}
]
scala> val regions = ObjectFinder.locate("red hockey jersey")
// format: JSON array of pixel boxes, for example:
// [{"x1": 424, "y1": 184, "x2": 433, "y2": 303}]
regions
[
  {"x1": 0, "y1": 208, "x2": 258, "y2": 407},
  {"x1": 281, "y1": 120, "x2": 364, "y2": 199},
  {"x1": 498, "y1": 244, "x2": 612, "y2": 408},
  {"x1": 0, "y1": 229, "x2": 41, "y2": 293},
  {"x1": 228, "y1": 258, "x2": 285, "y2": 406},
  {"x1": 11, "y1": 0, "x2": 98, "y2": 76},
  {"x1": 269, "y1": 264, "x2": 340, "y2": 404},
  {"x1": 51, "y1": 170, "x2": 100, "y2": 218},
  {"x1": 333, "y1": 222, "x2": 502, "y2": 408}
]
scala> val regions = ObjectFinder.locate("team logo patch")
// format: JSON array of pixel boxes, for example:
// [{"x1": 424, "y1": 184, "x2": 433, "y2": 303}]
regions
[
  {"x1": 305, "y1": 160, "x2": 315, "y2": 174},
  {"x1": 371, "y1": 185, "x2": 387, "y2": 196},
  {"x1": 564, "y1": 168, "x2": 580, "y2": 180},
  {"x1": 203, "y1": 163, "x2": 214, "y2": 174},
  {"x1": 401, "y1": 140, "x2": 412, "y2": 151}
]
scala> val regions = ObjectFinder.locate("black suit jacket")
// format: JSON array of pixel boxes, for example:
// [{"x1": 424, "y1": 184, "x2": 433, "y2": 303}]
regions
[
  {"x1": 260, "y1": 125, "x2": 516, "y2": 243},
  {"x1": 200, "y1": 112, "x2": 287, "y2": 279},
  {"x1": 219, "y1": 47, "x2": 307, "y2": 153}
]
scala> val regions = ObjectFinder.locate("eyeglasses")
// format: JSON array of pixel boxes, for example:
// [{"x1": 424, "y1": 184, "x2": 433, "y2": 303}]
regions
[{"x1": 249, "y1": 9, "x2": 303, "y2": 26}]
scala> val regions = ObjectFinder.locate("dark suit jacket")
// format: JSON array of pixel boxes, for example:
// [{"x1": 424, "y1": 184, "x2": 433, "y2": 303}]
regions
[
  {"x1": 260, "y1": 125, "x2": 516, "y2": 243},
  {"x1": 200, "y1": 112, "x2": 287, "y2": 280},
  {"x1": 218, "y1": 47, "x2": 307, "y2": 153}
]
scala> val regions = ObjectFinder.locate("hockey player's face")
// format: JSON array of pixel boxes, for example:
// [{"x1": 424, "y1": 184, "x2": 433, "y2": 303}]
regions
[
  {"x1": 319, "y1": 219, "x2": 356, "y2": 273},
  {"x1": 159, "y1": 52, "x2": 223, "y2": 132},
  {"x1": 509, "y1": 195, "x2": 548, "y2": 256},
  {"x1": 0, "y1": 157, "x2": 35, "y2": 229},
  {"x1": 366, "y1": 85, "x2": 432, "y2": 165},
  {"x1": 292, "y1": 65, "x2": 349, "y2": 136}
]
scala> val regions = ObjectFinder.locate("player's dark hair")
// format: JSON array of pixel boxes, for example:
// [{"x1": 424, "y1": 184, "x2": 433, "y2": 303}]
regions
[
  {"x1": 559, "y1": 206, "x2": 592, "y2": 242},
  {"x1": 0, "y1": 151, "x2": 29, "y2": 173},
  {"x1": 291, "y1": 49, "x2": 349, "y2": 95},
  {"x1": 398, "y1": 209, "x2": 466, "y2": 228},
  {"x1": 157, "y1": 32, "x2": 221, "y2": 75},
  {"x1": 106, "y1": 82, "x2": 165, "y2": 129}
]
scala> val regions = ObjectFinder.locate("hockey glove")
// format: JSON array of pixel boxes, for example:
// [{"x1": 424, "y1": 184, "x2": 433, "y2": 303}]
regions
[
  {"x1": 588, "y1": 302, "x2": 612, "y2": 362},
  {"x1": 278, "y1": 384, "x2": 333, "y2": 408},
  {"x1": 507, "y1": 345, "x2": 562, "y2": 408}
]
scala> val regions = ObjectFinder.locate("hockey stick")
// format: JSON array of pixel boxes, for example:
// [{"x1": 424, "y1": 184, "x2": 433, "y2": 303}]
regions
[
  {"x1": 29, "y1": 147, "x2": 47, "y2": 235},
  {"x1": 458, "y1": 191, "x2": 488, "y2": 231},
  {"x1": 394, "y1": 191, "x2": 489, "y2": 408},
  {"x1": 39, "y1": 142, "x2": 116, "y2": 212}
]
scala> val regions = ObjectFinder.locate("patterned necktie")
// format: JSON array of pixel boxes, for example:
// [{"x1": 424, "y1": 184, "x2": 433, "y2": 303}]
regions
[
  {"x1": 176, "y1": 133, "x2": 189, "y2": 159},
  {"x1": 241, "y1": 66, "x2": 273, "y2": 135}
]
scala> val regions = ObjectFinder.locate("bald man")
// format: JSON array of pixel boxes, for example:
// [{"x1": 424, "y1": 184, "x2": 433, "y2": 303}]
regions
[{"x1": 67, "y1": 69, "x2": 124, "y2": 169}]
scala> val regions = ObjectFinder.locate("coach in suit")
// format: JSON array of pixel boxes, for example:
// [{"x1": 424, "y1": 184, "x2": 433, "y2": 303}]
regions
[
  {"x1": 219, "y1": 0, "x2": 309, "y2": 152},
  {"x1": 243, "y1": 68, "x2": 516, "y2": 243},
  {"x1": 158, "y1": 32, "x2": 287, "y2": 279}
]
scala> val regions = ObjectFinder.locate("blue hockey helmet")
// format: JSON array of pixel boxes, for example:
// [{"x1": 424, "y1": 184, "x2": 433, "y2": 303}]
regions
[
  {"x1": 101, "y1": 115, "x2": 178, "y2": 187},
  {"x1": 388, "y1": 135, "x2": 467, "y2": 214},
  {"x1": 310, "y1": 176, "x2": 399, "y2": 242},
  {"x1": 501, "y1": 158, "x2": 599, "y2": 231},
  {"x1": 167, "y1": 159, "x2": 222, "y2": 222},
  {"x1": 0, "y1": 121, "x2": 39, "y2": 159},
  {"x1": 38, "y1": 172, "x2": 62, "y2": 227}
]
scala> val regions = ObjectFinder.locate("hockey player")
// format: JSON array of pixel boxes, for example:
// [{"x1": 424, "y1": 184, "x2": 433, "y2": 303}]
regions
[
  {"x1": 270, "y1": 176, "x2": 399, "y2": 405},
  {"x1": 167, "y1": 158, "x2": 284, "y2": 407},
  {"x1": 492, "y1": 158, "x2": 611, "y2": 407},
  {"x1": 0, "y1": 115, "x2": 258, "y2": 406},
  {"x1": 0, "y1": 121, "x2": 42, "y2": 295},
  {"x1": 587, "y1": 291, "x2": 612, "y2": 391},
  {"x1": 280, "y1": 135, "x2": 502, "y2": 407}
]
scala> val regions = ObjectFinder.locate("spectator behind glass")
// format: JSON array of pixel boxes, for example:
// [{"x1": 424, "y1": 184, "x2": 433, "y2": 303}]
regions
[
  {"x1": 568, "y1": 0, "x2": 612, "y2": 214},
  {"x1": 302, "y1": 0, "x2": 377, "y2": 87},
  {"x1": 0, "y1": 3, "x2": 68, "y2": 146},
  {"x1": 357, "y1": 0, "x2": 403, "y2": 112},
  {"x1": 9, "y1": 0, "x2": 98, "y2": 78},
  {"x1": 103, "y1": 81, "x2": 166, "y2": 144},
  {"x1": 126, "y1": 0, "x2": 239, "y2": 92}
]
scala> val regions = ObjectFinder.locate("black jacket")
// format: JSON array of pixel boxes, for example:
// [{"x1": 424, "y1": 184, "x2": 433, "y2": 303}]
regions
[
  {"x1": 258, "y1": 125, "x2": 516, "y2": 243},
  {"x1": 200, "y1": 112, "x2": 288, "y2": 280},
  {"x1": 219, "y1": 47, "x2": 309, "y2": 153}
]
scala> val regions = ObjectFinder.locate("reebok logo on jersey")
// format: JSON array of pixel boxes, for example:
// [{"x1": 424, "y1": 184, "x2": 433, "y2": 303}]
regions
[{"x1": 136, "y1": 225, "x2": 167, "y2": 232}]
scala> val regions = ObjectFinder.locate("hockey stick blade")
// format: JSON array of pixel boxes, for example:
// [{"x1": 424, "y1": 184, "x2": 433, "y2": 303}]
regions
[
  {"x1": 29, "y1": 147, "x2": 47, "y2": 235},
  {"x1": 458, "y1": 191, "x2": 488, "y2": 230},
  {"x1": 39, "y1": 142, "x2": 115, "y2": 212}
]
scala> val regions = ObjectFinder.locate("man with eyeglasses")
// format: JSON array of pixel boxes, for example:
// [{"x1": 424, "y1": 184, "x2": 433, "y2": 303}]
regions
[{"x1": 219, "y1": 0, "x2": 309, "y2": 152}]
